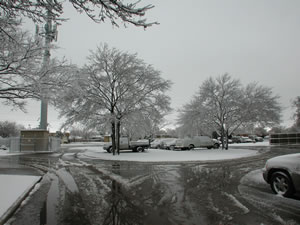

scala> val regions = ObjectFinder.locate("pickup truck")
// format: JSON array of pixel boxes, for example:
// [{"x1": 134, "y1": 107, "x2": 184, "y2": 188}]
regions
[
  {"x1": 172, "y1": 136, "x2": 219, "y2": 150},
  {"x1": 103, "y1": 137, "x2": 150, "y2": 153}
]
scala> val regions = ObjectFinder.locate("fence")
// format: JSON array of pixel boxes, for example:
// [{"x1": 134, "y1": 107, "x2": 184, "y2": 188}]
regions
[
  {"x1": 49, "y1": 137, "x2": 61, "y2": 151},
  {"x1": 0, "y1": 137, "x2": 10, "y2": 148},
  {"x1": 270, "y1": 133, "x2": 300, "y2": 146},
  {"x1": 0, "y1": 137, "x2": 61, "y2": 152}
]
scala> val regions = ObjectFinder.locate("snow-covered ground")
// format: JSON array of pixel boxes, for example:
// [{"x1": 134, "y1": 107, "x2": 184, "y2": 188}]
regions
[
  {"x1": 230, "y1": 141, "x2": 270, "y2": 147},
  {"x1": 77, "y1": 145, "x2": 261, "y2": 162},
  {"x1": 0, "y1": 175, "x2": 41, "y2": 223},
  {"x1": 66, "y1": 141, "x2": 270, "y2": 162}
]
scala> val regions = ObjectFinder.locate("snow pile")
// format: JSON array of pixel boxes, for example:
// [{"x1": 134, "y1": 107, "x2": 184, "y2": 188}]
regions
[
  {"x1": 78, "y1": 147, "x2": 258, "y2": 162},
  {"x1": 223, "y1": 192, "x2": 250, "y2": 214},
  {"x1": 0, "y1": 175, "x2": 41, "y2": 221},
  {"x1": 0, "y1": 147, "x2": 10, "y2": 156},
  {"x1": 240, "y1": 169, "x2": 266, "y2": 187}
]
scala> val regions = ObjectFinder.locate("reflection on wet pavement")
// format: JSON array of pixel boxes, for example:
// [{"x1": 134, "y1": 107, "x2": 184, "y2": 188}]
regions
[
  {"x1": 6, "y1": 146, "x2": 300, "y2": 225},
  {"x1": 39, "y1": 172, "x2": 90, "y2": 225},
  {"x1": 35, "y1": 161, "x2": 292, "y2": 225}
]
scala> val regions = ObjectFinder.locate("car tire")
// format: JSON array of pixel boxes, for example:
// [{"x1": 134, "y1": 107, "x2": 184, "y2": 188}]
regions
[
  {"x1": 213, "y1": 143, "x2": 219, "y2": 149},
  {"x1": 270, "y1": 172, "x2": 294, "y2": 197},
  {"x1": 137, "y1": 146, "x2": 144, "y2": 152},
  {"x1": 188, "y1": 144, "x2": 194, "y2": 150},
  {"x1": 107, "y1": 147, "x2": 112, "y2": 153}
]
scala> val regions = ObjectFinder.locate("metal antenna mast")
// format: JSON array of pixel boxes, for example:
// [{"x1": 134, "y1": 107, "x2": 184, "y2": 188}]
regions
[{"x1": 39, "y1": 6, "x2": 57, "y2": 130}]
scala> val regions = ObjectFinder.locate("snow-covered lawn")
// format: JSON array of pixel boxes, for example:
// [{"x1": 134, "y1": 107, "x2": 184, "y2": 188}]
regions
[
  {"x1": 66, "y1": 141, "x2": 269, "y2": 162},
  {"x1": 230, "y1": 141, "x2": 270, "y2": 147},
  {"x1": 78, "y1": 146, "x2": 259, "y2": 162},
  {"x1": 0, "y1": 175, "x2": 41, "y2": 222}
]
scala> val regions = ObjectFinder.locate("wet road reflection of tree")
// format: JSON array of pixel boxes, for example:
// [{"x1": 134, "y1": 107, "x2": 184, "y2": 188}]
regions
[
  {"x1": 6, "y1": 147, "x2": 300, "y2": 225},
  {"x1": 102, "y1": 164, "x2": 143, "y2": 225},
  {"x1": 67, "y1": 162, "x2": 177, "y2": 225},
  {"x1": 39, "y1": 171, "x2": 90, "y2": 225},
  {"x1": 179, "y1": 165, "x2": 245, "y2": 224},
  {"x1": 45, "y1": 158, "x2": 300, "y2": 225}
]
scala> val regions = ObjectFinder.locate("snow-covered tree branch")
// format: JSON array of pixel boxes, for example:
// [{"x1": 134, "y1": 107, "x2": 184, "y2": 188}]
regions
[
  {"x1": 290, "y1": 96, "x2": 300, "y2": 132},
  {"x1": 0, "y1": 0, "x2": 158, "y2": 28},
  {"x1": 0, "y1": 15, "x2": 76, "y2": 110},
  {"x1": 177, "y1": 74, "x2": 281, "y2": 149},
  {"x1": 55, "y1": 44, "x2": 172, "y2": 154}
]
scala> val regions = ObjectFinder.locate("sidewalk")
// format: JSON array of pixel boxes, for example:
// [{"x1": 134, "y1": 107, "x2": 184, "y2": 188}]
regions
[{"x1": 0, "y1": 159, "x2": 42, "y2": 225}]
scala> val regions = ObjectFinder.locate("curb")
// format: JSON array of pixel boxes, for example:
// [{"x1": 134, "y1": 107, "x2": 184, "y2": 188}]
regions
[{"x1": 0, "y1": 176, "x2": 42, "y2": 225}]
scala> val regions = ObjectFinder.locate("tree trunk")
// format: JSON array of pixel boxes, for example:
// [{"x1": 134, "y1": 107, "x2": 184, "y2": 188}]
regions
[
  {"x1": 220, "y1": 125, "x2": 225, "y2": 150},
  {"x1": 111, "y1": 120, "x2": 116, "y2": 155},
  {"x1": 116, "y1": 119, "x2": 121, "y2": 155},
  {"x1": 225, "y1": 129, "x2": 229, "y2": 150}
]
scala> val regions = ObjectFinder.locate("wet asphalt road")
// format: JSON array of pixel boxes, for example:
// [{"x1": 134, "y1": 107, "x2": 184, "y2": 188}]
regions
[{"x1": 2, "y1": 145, "x2": 300, "y2": 225}]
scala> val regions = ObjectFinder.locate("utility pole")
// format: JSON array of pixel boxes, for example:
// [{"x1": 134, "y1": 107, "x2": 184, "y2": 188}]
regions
[{"x1": 39, "y1": 7, "x2": 57, "y2": 130}]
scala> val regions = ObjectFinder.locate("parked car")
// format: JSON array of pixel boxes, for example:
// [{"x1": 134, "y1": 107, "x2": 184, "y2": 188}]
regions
[
  {"x1": 231, "y1": 136, "x2": 243, "y2": 143},
  {"x1": 150, "y1": 138, "x2": 167, "y2": 149},
  {"x1": 103, "y1": 137, "x2": 149, "y2": 153},
  {"x1": 241, "y1": 136, "x2": 255, "y2": 143},
  {"x1": 161, "y1": 138, "x2": 177, "y2": 150},
  {"x1": 249, "y1": 135, "x2": 264, "y2": 142},
  {"x1": 226, "y1": 138, "x2": 233, "y2": 144},
  {"x1": 262, "y1": 153, "x2": 300, "y2": 197},
  {"x1": 217, "y1": 137, "x2": 232, "y2": 144},
  {"x1": 255, "y1": 136, "x2": 264, "y2": 142},
  {"x1": 172, "y1": 136, "x2": 219, "y2": 150}
]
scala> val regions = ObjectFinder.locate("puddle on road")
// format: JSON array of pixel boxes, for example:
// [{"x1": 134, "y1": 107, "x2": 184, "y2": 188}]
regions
[
  {"x1": 40, "y1": 175, "x2": 60, "y2": 225},
  {"x1": 38, "y1": 161, "x2": 246, "y2": 225},
  {"x1": 40, "y1": 172, "x2": 90, "y2": 225}
]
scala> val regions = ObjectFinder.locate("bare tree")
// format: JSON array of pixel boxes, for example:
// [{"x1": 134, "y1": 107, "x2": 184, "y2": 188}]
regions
[
  {"x1": 56, "y1": 44, "x2": 172, "y2": 154},
  {"x1": 192, "y1": 74, "x2": 242, "y2": 148},
  {"x1": 0, "y1": 120, "x2": 25, "y2": 137},
  {"x1": 121, "y1": 107, "x2": 169, "y2": 140},
  {"x1": 177, "y1": 74, "x2": 281, "y2": 149},
  {"x1": 0, "y1": 17, "x2": 43, "y2": 108},
  {"x1": 290, "y1": 96, "x2": 300, "y2": 131},
  {"x1": 0, "y1": 15, "x2": 75, "y2": 110},
  {"x1": 177, "y1": 97, "x2": 216, "y2": 138},
  {"x1": 0, "y1": 0, "x2": 158, "y2": 28}
]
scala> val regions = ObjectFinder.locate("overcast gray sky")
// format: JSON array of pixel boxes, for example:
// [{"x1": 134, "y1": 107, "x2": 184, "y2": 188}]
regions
[{"x1": 1, "y1": 0, "x2": 299, "y2": 131}]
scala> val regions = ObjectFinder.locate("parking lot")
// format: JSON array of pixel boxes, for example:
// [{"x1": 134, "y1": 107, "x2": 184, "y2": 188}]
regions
[{"x1": 2, "y1": 144, "x2": 300, "y2": 225}]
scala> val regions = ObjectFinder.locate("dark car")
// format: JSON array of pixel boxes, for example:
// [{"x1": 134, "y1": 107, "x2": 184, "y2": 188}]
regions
[
  {"x1": 249, "y1": 135, "x2": 264, "y2": 142},
  {"x1": 231, "y1": 136, "x2": 243, "y2": 143},
  {"x1": 262, "y1": 153, "x2": 300, "y2": 197}
]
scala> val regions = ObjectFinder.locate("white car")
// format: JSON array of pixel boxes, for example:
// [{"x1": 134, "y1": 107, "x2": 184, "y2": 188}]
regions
[
  {"x1": 263, "y1": 153, "x2": 300, "y2": 197},
  {"x1": 161, "y1": 138, "x2": 177, "y2": 150},
  {"x1": 173, "y1": 136, "x2": 220, "y2": 150},
  {"x1": 241, "y1": 136, "x2": 255, "y2": 143},
  {"x1": 150, "y1": 139, "x2": 167, "y2": 149}
]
